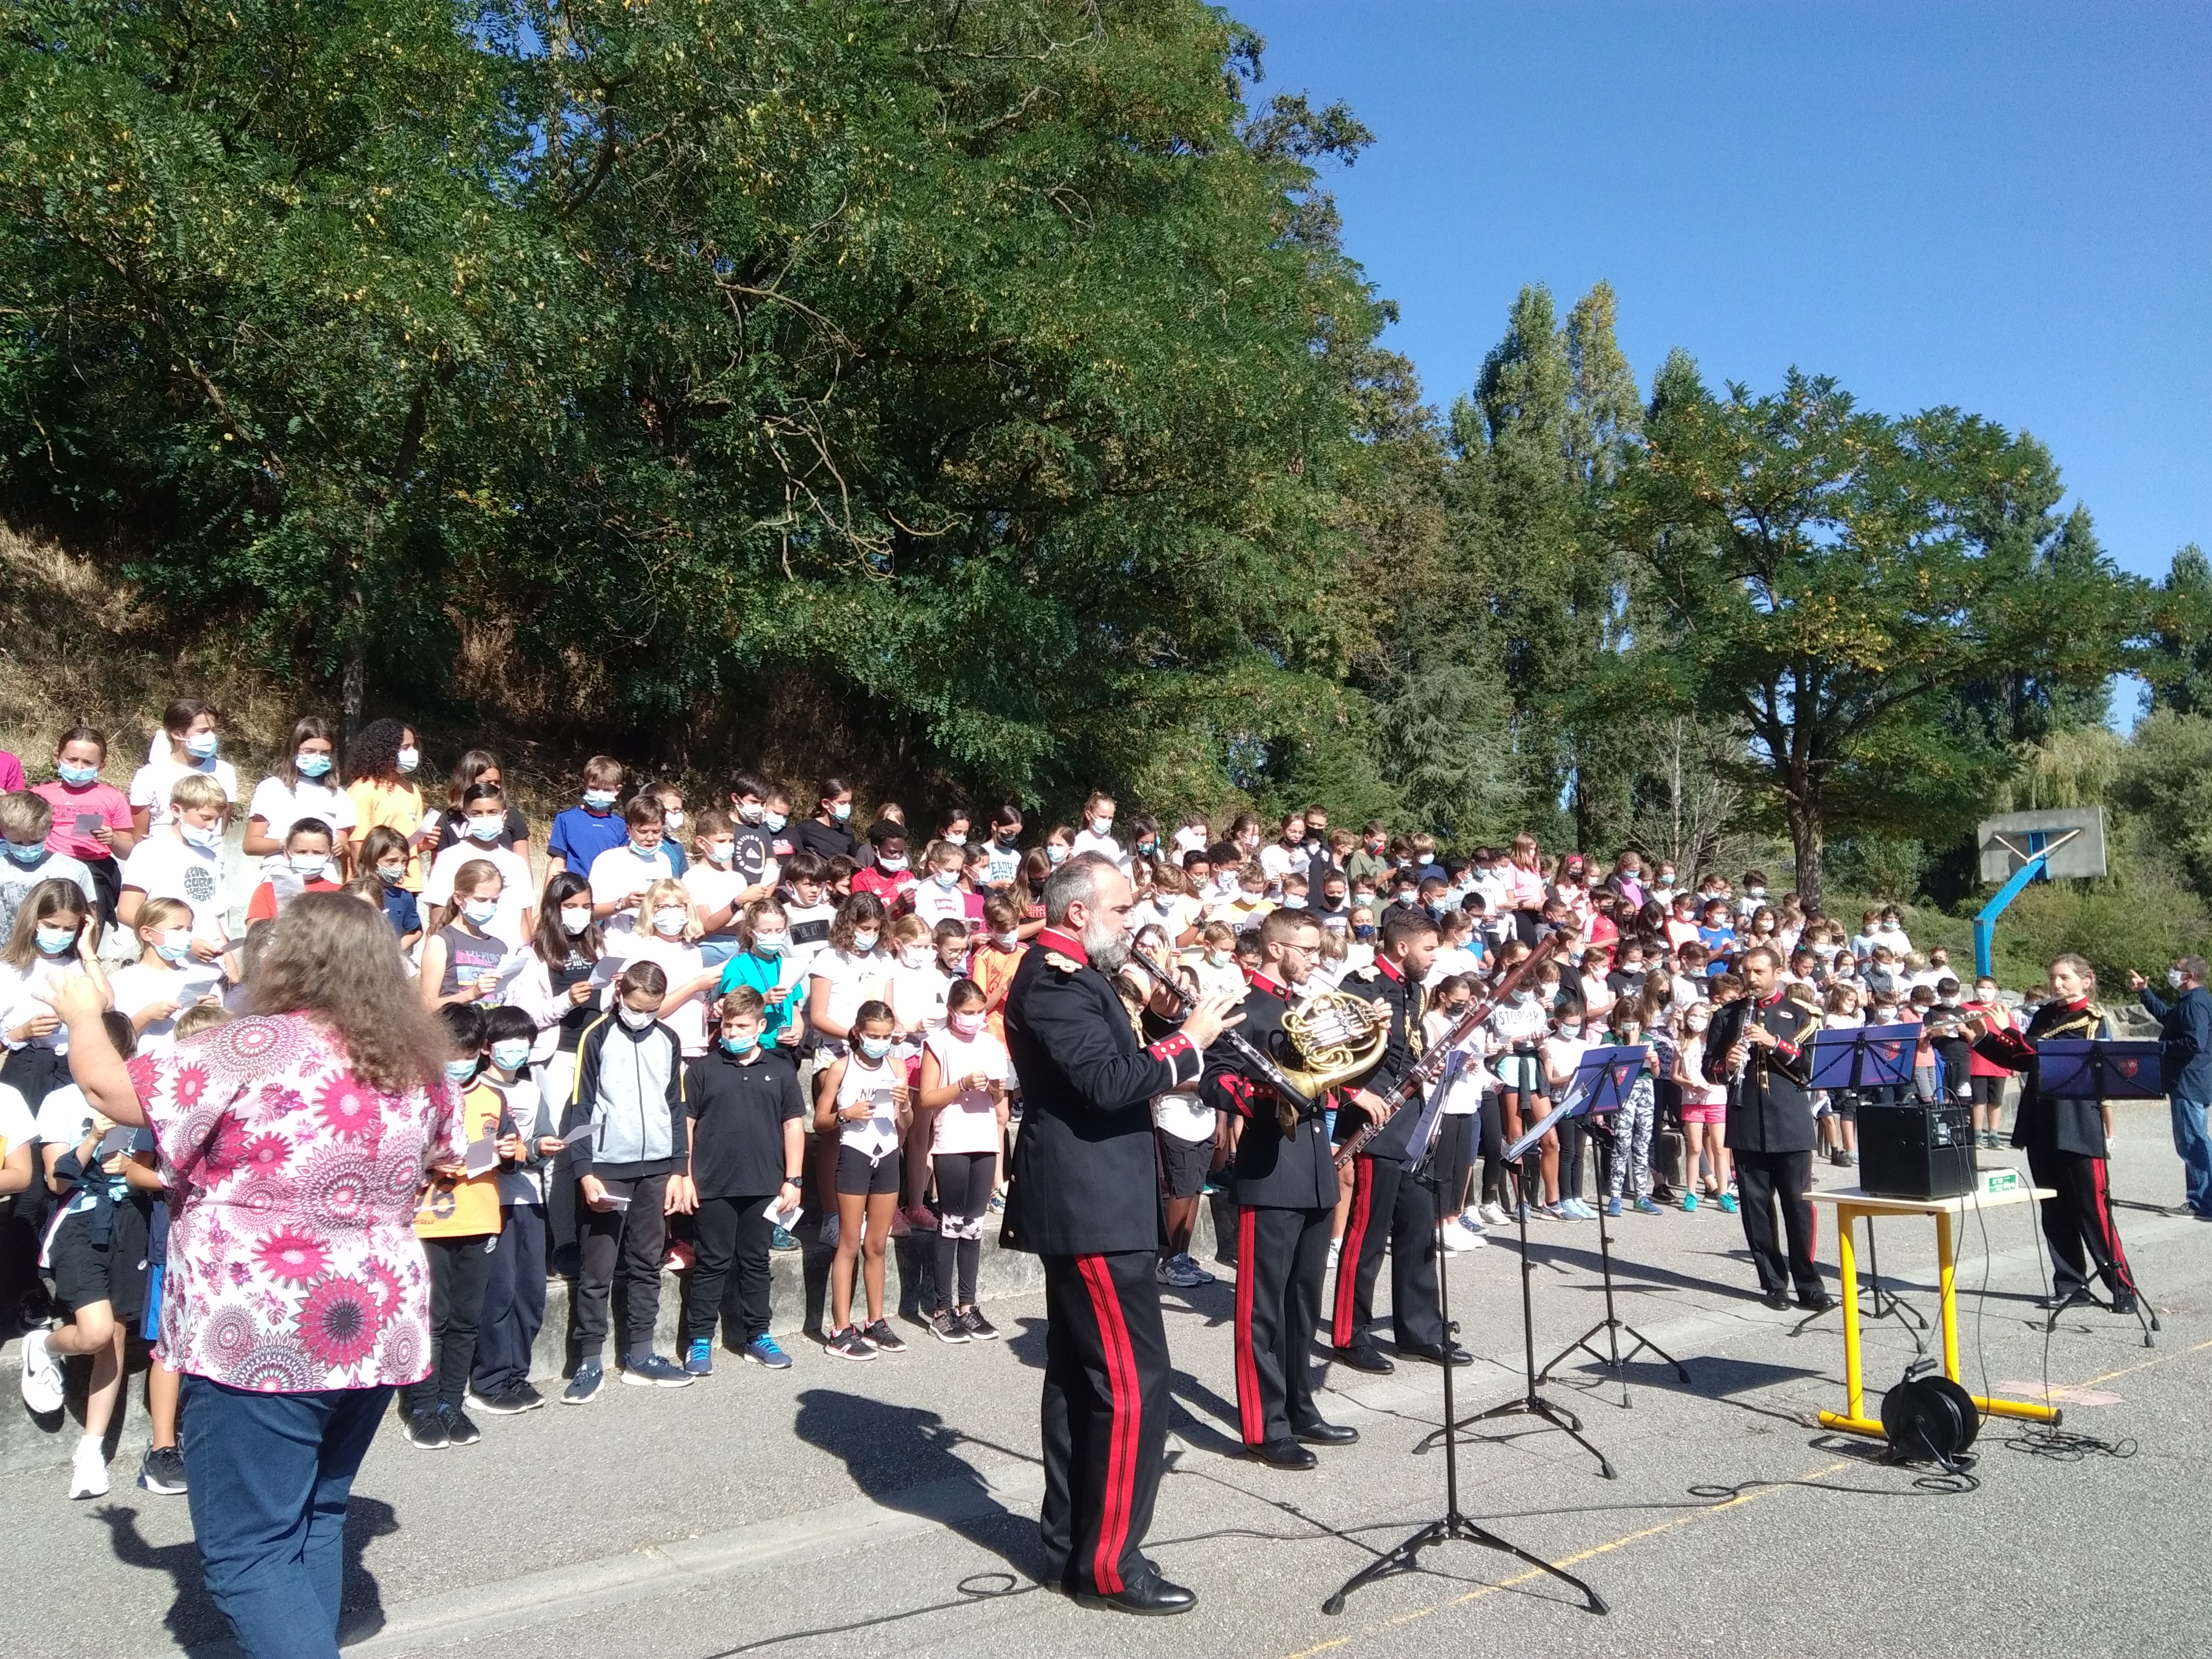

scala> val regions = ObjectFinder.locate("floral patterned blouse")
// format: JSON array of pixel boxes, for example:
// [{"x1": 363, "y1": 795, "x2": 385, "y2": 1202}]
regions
[{"x1": 130, "y1": 1012, "x2": 457, "y2": 1392}]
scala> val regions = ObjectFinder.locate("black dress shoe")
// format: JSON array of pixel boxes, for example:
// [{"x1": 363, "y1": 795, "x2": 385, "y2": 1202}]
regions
[
  {"x1": 1249, "y1": 1437, "x2": 1319, "y2": 1470},
  {"x1": 1398, "y1": 1340, "x2": 1472, "y2": 1366},
  {"x1": 1291, "y1": 1418, "x2": 1358, "y2": 1445},
  {"x1": 1072, "y1": 1568, "x2": 1197, "y2": 1616},
  {"x1": 1331, "y1": 1345, "x2": 1394, "y2": 1374},
  {"x1": 2042, "y1": 1286, "x2": 2093, "y2": 1314},
  {"x1": 1797, "y1": 1291, "x2": 1836, "y2": 1314},
  {"x1": 1761, "y1": 1291, "x2": 1792, "y2": 1311}
]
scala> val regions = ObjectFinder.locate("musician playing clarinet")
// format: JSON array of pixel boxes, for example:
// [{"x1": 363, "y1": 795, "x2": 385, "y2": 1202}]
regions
[
  {"x1": 1001, "y1": 853, "x2": 1244, "y2": 1615},
  {"x1": 1328, "y1": 908, "x2": 1464, "y2": 1372},
  {"x1": 1200, "y1": 909, "x2": 1358, "y2": 1469},
  {"x1": 1701, "y1": 946, "x2": 1833, "y2": 1312}
]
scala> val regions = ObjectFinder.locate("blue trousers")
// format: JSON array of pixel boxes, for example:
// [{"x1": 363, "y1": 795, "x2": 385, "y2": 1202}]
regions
[
  {"x1": 2171, "y1": 1095, "x2": 2212, "y2": 1216},
  {"x1": 181, "y1": 1375, "x2": 392, "y2": 1659},
  {"x1": 472, "y1": 1202, "x2": 548, "y2": 1394}
]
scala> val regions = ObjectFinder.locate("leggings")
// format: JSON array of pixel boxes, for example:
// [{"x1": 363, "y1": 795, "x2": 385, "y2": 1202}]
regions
[
  {"x1": 1478, "y1": 1093, "x2": 1508, "y2": 1205},
  {"x1": 932, "y1": 1150, "x2": 996, "y2": 1309},
  {"x1": 1559, "y1": 1117, "x2": 1588, "y2": 1201},
  {"x1": 1431, "y1": 1115, "x2": 1475, "y2": 1214}
]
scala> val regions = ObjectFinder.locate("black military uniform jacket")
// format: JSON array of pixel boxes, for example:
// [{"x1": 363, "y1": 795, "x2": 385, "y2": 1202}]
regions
[
  {"x1": 1001, "y1": 926, "x2": 1204, "y2": 1256},
  {"x1": 1701, "y1": 991, "x2": 1816, "y2": 1155},
  {"x1": 1975, "y1": 997, "x2": 2112, "y2": 1159},
  {"x1": 1331, "y1": 956, "x2": 1423, "y2": 1163},
  {"x1": 1200, "y1": 973, "x2": 1339, "y2": 1210}
]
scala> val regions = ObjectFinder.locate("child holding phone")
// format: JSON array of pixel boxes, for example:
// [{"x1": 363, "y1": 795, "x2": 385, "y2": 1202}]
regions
[{"x1": 815, "y1": 1000, "x2": 909, "y2": 1359}]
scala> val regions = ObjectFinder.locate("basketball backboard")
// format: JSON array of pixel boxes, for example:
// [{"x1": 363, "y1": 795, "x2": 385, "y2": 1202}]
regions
[{"x1": 1976, "y1": 807, "x2": 2107, "y2": 885}]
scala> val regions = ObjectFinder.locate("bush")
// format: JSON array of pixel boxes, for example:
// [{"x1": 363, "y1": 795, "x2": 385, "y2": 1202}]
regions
[{"x1": 1998, "y1": 876, "x2": 2212, "y2": 995}]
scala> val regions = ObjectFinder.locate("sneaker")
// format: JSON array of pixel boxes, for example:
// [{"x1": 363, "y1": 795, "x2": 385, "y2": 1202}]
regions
[
  {"x1": 1171, "y1": 1252, "x2": 1216, "y2": 1286},
  {"x1": 1327, "y1": 1237, "x2": 1341, "y2": 1269},
  {"x1": 1604, "y1": 1196, "x2": 1623, "y2": 1218},
  {"x1": 958, "y1": 1308, "x2": 1000, "y2": 1342},
  {"x1": 744, "y1": 1335, "x2": 793, "y2": 1369},
  {"x1": 770, "y1": 1226, "x2": 800, "y2": 1253},
  {"x1": 685, "y1": 1337, "x2": 715, "y2": 1377},
  {"x1": 621, "y1": 1352, "x2": 695, "y2": 1387},
  {"x1": 401, "y1": 1406, "x2": 450, "y2": 1449},
  {"x1": 929, "y1": 1308, "x2": 970, "y2": 1344},
  {"x1": 1571, "y1": 1197, "x2": 1600, "y2": 1220},
  {"x1": 904, "y1": 1203, "x2": 939, "y2": 1233},
  {"x1": 1635, "y1": 1197, "x2": 1664, "y2": 1216},
  {"x1": 563, "y1": 1361, "x2": 605, "y2": 1404},
  {"x1": 1718, "y1": 1193, "x2": 1740, "y2": 1214},
  {"x1": 864, "y1": 1318, "x2": 909, "y2": 1353},
  {"x1": 988, "y1": 1188, "x2": 1007, "y2": 1211},
  {"x1": 137, "y1": 1444, "x2": 188, "y2": 1495},
  {"x1": 1442, "y1": 1220, "x2": 1487, "y2": 1253},
  {"x1": 18, "y1": 1328, "x2": 62, "y2": 1414},
  {"x1": 467, "y1": 1380, "x2": 544, "y2": 1415},
  {"x1": 818, "y1": 1214, "x2": 841, "y2": 1248},
  {"x1": 663, "y1": 1239, "x2": 697, "y2": 1272},
  {"x1": 1477, "y1": 1202, "x2": 1511, "y2": 1228},
  {"x1": 440, "y1": 1405, "x2": 482, "y2": 1447},
  {"x1": 68, "y1": 1438, "x2": 109, "y2": 1499},
  {"x1": 1681, "y1": 1191, "x2": 1699, "y2": 1213},
  {"x1": 823, "y1": 1325, "x2": 876, "y2": 1361}
]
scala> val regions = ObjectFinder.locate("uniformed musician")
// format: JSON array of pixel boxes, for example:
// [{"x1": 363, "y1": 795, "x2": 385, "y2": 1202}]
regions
[
  {"x1": 1970, "y1": 952, "x2": 2139, "y2": 1316},
  {"x1": 1701, "y1": 946, "x2": 1833, "y2": 1312},
  {"x1": 1199, "y1": 909, "x2": 1358, "y2": 1469},
  {"x1": 1328, "y1": 908, "x2": 1465, "y2": 1371},
  {"x1": 1001, "y1": 853, "x2": 1243, "y2": 1615}
]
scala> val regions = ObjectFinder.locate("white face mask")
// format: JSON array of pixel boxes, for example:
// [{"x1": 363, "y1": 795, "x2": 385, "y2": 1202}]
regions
[
  {"x1": 705, "y1": 839, "x2": 734, "y2": 865},
  {"x1": 993, "y1": 931, "x2": 1019, "y2": 949},
  {"x1": 181, "y1": 822, "x2": 222, "y2": 851},
  {"x1": 155, "y1": 927, "x2": 193, "y2": 963},
  {"x1": 944, "y1": 832, "x2": 966, "y2": 847},
  {"x1": 877, "y1": 853, "x2": 909, "y2": 873},
  {"x1": 663, "y1": 810, "x2": 685, "y2": 831},
  {"x1": 900, "y1": 944, "x2": 931, "y2": 969},
  {"x1": 289, "y1": 852, "x2": 329, "y2": 877},
  {"x1": 932, "y1": 868, "x2": 959, "y2": 890},
  {"x1": 396, "y1": 745, "x2": 420, "y2": 774},
  {"x1": 560, "y1": 906, "x2": 592, "y2": 935},
  {"x1": 738, "y1": 802, "x2": 765, "y2": 824},
  {"x1": 1046, "y1": 845, "x2": 1068, "y2": 866},
  {"x1": 765, "y1": 811, "x2": 787, "y2": 833},
  {"x1": 466, "y1": 815, "x2": 504, "y2": 842},
  {"x1": 652, "y1": 908, "x2": 688, "y2": 936},
  {"x1": 463, "y1": 897, "x2": 499, "y2": 927},
  {"x1": 2169, "y1": 968, "x2": 2185, "y2": 989},
  {"x1": 618, "y1": 1004, "x2": 657, "y2": 1030},
  {"x1": 1091, "y1": 817, "x2": 1112, "y2": 836},
  {"x1": 1206, "y1": 949, "x2": 1231, "y2": 969}
]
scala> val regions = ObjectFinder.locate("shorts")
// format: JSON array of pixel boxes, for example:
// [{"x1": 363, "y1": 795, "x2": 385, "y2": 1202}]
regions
[
  {"x1": 1156, "y1": 1130, "x2": 1213, "y2": 1200},
  {"x1": 1971, "y1": 1074, "x2": 2004, "y2": 1107},
  {"x1": 1679, "y1": 1102, "x2": 1726, "y2": 1126},
  {"x1": 1494, "y1": 1054, "x2": 1544, "y2": 1097},
  {"x1": 47, "y1": 1201, "x2": 150, "y2": 1319},
  {"x1": 835, "y1": 1143, "x2": 901, "y2": 1196}
]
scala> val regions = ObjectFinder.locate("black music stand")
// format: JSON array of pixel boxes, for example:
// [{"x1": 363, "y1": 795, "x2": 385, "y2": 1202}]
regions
[
  {"x1": 1322, "y1": 1057, "x2": 1607, "y2": 1619},
  {"x1": 2034, "y1": 1039, "x2": 2163, "y2": 1346},
  {"x1": 1799, "y1": 1023, "x2": 1927, "y2": 1337},
  {"x1": 1536, "y1": 1048, "x2": 1690, "y2": 1400}
]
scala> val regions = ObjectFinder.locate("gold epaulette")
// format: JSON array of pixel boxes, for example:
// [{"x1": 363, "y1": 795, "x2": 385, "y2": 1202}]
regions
[{"x1": 1043, "y1": 950, "x2": 1083, "y2": 975}]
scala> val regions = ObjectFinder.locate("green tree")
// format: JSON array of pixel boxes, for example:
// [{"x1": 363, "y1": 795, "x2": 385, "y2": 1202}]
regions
[
  {"x1": 2142, "y1": 544, "x2": 2212, "y2": 717},
  {"x1": 1614, "y1": 366, "x2": 2142, "y2": 914}
]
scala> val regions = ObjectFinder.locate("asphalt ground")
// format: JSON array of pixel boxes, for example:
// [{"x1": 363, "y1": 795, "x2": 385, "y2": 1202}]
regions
[{"x1": 3, "y1": 1099, "x2": 2205, "y2": 1659}]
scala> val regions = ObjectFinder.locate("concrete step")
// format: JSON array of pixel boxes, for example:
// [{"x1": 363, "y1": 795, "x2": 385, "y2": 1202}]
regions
[{"x1": 0, "y1": 1193, "x2": 1237, "y2": 1476}]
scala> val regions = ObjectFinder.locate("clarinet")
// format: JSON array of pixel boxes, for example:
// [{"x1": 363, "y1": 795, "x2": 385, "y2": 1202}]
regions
[{"x1": 1331, "y1": 935, "x2": 1561, "y2": 1169}]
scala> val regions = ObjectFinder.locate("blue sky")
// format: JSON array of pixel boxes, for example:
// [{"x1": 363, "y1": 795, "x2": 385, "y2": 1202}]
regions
[{"x1": 1229, "y1": 2, "x2": 2209, "y2": 608}]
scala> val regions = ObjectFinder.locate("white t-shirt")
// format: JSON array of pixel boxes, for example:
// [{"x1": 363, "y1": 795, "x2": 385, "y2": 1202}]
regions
[
  {"x1": 607, "y1": 933, "x2": 709, "y2": 1055},
  {"x1": 587, "y1": 841, "x2": 678, "y2": 913},
  {"x1": 107, "y1": 959, "x2": 219, "y2": 1054},
  {"x1": 925, "y1": 1026, "x2": 1009, "y2": 1153},
  {"x1": 683, "y1": 862, "x2": 748, "y2": 934},
  {"x1": 782, "y1": 897, "x2": 836, "y2": 971},
  {"x1": 489, "y1": 1076, "x2": 552, "y2": 1203},
  {"x1": 246, "y1": 775, "x2": 357, "y2": 849},
  {"x1": 1259, "y1": 843, "x2": 1295, "y2": 882},
  {"x1": 1425, "y1": 943, "x2": 1485, "y2": 990},
  {"x1": 834, "y1": 1051, "x2": 902, "y2": 1161},
  {"x1": 887, "y1": 959, "x2": 950, "y2": 1040},
  {"x1": 33, "y1": 1080, "x2": 97, "y2": 1146},
  {"x1": 0, "y1": 1080, "x2": 36, "y2": 1161},
  {"x1": 1422, "y1": 1009, "x2": 1489, "y2": 1116},
  {"x1": 1069, "y1": 828, "x2": 1126, "y2": 870},
  {"x1": 910, "y1": 878, "x2": 969, "y2": 931},
  {"x1": 119, "y1": 833, "x2": 232, "y2": 944},
  {"x1": 809, "y1": 947, "x2": 887, "y2": 1037},
  {"x1": 421, "y1": 841, "x2": 535, "y2": 947},
  {"x1": 129, "y1": 753, "x2": 239, "y2": 827}
]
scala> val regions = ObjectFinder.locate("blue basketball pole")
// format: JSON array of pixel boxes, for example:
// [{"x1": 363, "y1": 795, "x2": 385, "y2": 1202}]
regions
[{"x1": 1973, "y1": 851, "x2": 2054, "y2": 980}]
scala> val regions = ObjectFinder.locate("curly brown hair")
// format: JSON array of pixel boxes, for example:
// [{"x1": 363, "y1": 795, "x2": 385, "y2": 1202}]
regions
[{"x1": 248, "y1": 891, "x2": 451, "y2": 1094}]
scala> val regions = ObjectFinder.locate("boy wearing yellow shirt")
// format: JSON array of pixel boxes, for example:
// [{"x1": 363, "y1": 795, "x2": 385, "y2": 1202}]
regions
[{"x1": 406, "y1": 1004, "x2": 505, "y2": 1451}]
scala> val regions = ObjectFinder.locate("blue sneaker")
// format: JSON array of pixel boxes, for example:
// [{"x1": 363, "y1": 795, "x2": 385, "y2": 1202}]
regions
[
  {"x1": 1604, "y1": 1196, "x2": 1623, "y2": 1218},
  {"x1": 1635, "y1": 1197, "x2": 1664, "y2": 1216},
  {"x1": 1681, "y1": 1191, "x2": 1699, "y2": 1213},
  {"x1": 684, "y1": 1338, "x2": 714, "y2": 1377},
  {"x1": 621, "y1": 1352, "x2": 695, "y2": 1388},
  {"x1": 744, "y1": 1335, "x2": 793, "y2": 1370},
  {"x1": 769, "y1": 1226, "x2": 799, "y2": 1253},
  {"x1": 1718, "y1": 1192, "x2": 1740, "y2": 1214},
  {"x1": 563, "y1": 1361, "x2": 604, "y2": 1405}
]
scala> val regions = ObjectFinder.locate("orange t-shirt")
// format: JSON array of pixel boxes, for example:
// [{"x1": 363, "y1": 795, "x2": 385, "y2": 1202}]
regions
[
  {"x1": 974, "y1": 943, "x2": 1026, "y2": 1047},
  {"x1": 246, "y1": 875, "x2": 342, "y2": 922}
]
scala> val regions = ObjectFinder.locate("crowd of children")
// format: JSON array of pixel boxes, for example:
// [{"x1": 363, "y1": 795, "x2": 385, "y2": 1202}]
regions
[{"x1": 0, "y1": 707, "x2": 2042, "y2": 1497}]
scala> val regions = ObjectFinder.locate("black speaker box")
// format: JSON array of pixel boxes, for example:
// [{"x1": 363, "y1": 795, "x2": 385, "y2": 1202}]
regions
[{"x1": 1858, "y1": 1101, "x2": 1975, "y2": 1201}]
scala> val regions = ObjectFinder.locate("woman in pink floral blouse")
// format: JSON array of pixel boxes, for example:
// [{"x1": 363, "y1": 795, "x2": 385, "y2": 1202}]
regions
[{"x1": 51, "y1": 890, "x2": 459, "y2": 1659}]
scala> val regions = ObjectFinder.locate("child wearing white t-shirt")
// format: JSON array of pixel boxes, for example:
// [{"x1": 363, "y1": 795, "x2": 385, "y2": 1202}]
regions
[{"x1": 918, "y1": 980, "x2": 1010, "y2": 1342}]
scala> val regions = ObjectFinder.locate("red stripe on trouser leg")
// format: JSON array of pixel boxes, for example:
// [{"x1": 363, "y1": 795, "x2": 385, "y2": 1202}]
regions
[
  {"x1": 1235, "y1": 1207, "x2": 1263, "y2": 1445},
  {"x1": 1331, "y1": 1160, "x2": 1371, "y2": 1347},
  {"x1": 1075, "y1": 1255, "x2": 1139, "y2": 1594},
  {"x1": 2090, "y1": 1159, "x2": 2136, "y2": 1292}
]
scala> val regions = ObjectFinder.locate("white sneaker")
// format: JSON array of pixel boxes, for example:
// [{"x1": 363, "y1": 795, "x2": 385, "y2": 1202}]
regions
[
  {"x1": 69, "y1": 1438, "x2": 108, "y2": 1499},
  {"x1": 1445, "y1": 1219, "x2": 1489, "y2": 1251},
  {"x1": 18, "y1": 1328, "x2": 63, "y2": 1414},
  {"x1": 1327, "y1": 1238, "x2": 1341, "y2": 1269},
  {"x1": 1478, "y1": 1202, "x2": 1511, "y2": 1228}
]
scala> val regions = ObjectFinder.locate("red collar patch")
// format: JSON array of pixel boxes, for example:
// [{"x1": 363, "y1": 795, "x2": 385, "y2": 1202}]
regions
[{"x1": 1036, "y1": 926, "x2": 1087, "y2": 967}]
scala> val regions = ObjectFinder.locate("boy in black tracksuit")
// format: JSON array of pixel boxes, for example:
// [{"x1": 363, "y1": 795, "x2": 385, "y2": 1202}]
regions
[
  {"x1": 560, "y1": 960, "x2": 692, "y2": 1398},
  {"x1": 679, "y1": 988, "x2": 807, "y2": 1374}
]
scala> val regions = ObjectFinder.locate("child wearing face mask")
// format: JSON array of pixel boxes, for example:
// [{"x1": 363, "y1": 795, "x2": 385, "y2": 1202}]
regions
[
  {"x1": 1488, "y1": 962, "x2": 1558, "y2": 1217},
  {"x1": 32, "y1": 730, "x2": 133, "y2": 927},
  {"x1": 910, "y1": 840, "x2": 969, "y2": 931},
  {"x1": 465, "y1": 1004, "x2": 566, "y2": 1415},
  {"x1": 115, "y1": 775, "x2": 232, "y2": 970},
  {"x1": 718, "y1": 898, "x2": 806, "y2": 1048},
  {"x1": 614, "y1": 878, "x2": 717, "y2": 1059},
  {"x1": 803, "y1": 894, "x2": 889, "y2": 1242},
  {"x1": 0, "y1": 882, "x2": 112, "y2": 1121},
  {"x1": 982, "y1": 807, "x2": 1025, "y2": 890},
  {"x1": 104, "y1": 898, "x2": 223, "y2": 1056},
  {"x1": 1600, "y1": 1007, "x2": 1665, "y2": 1216},
  {"x1": 1191, "y1": 919, "x2": 1243, "y2": 999},
  {"x1": 423, "y1": 783, "x2": 535, "y2": 943},
  {"x1": 1543, "y1": 997, "x2": 1599, "y2": 1219},
  {"x1": 816, "y1": 1001, "x2": 911, "y2": 1359},
  {"x1": 0, "y1": 790, "x2": 98, "y2": 946},
  {"x1": 127, "y1": 696, "x2": 237, "y2": 836},
  {"x1": 852, "y1": 822, "x2": 917, "y2": 911},
  {"x1": 561, "y1": 960, "x2": 696, "y2": 1400},
  {"x1": 244, "y1": 715, "x2": 356, "y2": 873},
  {"x1": 1068, "y1": 790, "x2": 1122, "y2": 868},
  {"x1": 918, "y1": 979, "x2": 1010, "y2": 1339},
  {"x1": 885, "y1": 914, "x2": 950, "y2": 1233},
  {"x1": 359, "y1": 824, "x2": 424, "y2": 948},
  {"x1": 244, "y1": 819, "x2": 342, "y2": 920},
  {"x1": 547, "y1": 755, "x2": 629, "y2": 877},
  {"x1": 777, "y1": 851, "x2": 838, "y2": 970},
  {"x1": 586, "y1": 796, "x2": 678, "y2": 932},
  {"x1": 421, "y1": 859, "x2": 512, "y2": 1011},
  {"x1": 1041, "y1": 826, "x2": 1076, "y2": 873},
  {"x1": 684, "y1": 809, "x2": 748, "y2": 965},
  {"x1": 1674, "y1": 1000, "x2": 1734, "y2": 1213},
  {"x1": 647, "y1": 783, "x2": 689, "y2": 877},
  {"x1": 677, "y1": 989, "x2": 806, "y2": 1376}
]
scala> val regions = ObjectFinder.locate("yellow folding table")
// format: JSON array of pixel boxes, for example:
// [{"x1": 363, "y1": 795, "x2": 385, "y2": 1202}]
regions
[{"x1": 1806, "y1": 1184, "x2": 2063, "y2": 1438}]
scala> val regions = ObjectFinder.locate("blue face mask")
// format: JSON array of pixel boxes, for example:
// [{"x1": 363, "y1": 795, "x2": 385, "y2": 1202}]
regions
[
  {"x1": 583, "y1": 789, "x2": 617, "y2": 810},
  {"x1": 56, "y1": 762, "x2": 97, "y2": 786},
  {"x1": 35, "y1": 925, "x2": 76, "y2": 956},
  {"x1": 295, "y1": 752, "x2": 333, "y2": 778},
  {"x1": 444, "y1": 1059, "x2": 479, "y2": 1085},
  {"x1": 933, "y1": 868, "x2": 959, "y2": 890},
  {"x1": 857, "y1": 1035, "x2": 891, "y2": 1061},
  {"x1": 631, "y1": 840, "x2": 661, "y2": 860},
  {"x1": 185, "y1": 732, "x2": 219, "y2": 760},
  {"x1": 490, "y1": 1040, "x2": 532, "y2": 1073},
  {"x1": 721, "y1": 1030, "x2": 761, "y2": 1056},
  {"x1": 466, "y1": 816, "x2": 503, "y2": 842},
  {"x1": 462, "y1": 898, "x2": 499, "y2": 926},
  {"x1": 1353, "y1": 924, "x2": 1377, "y2": 941},
  {"x1": 4, "y1": 841, "x2": 46, "y2": 865}
]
